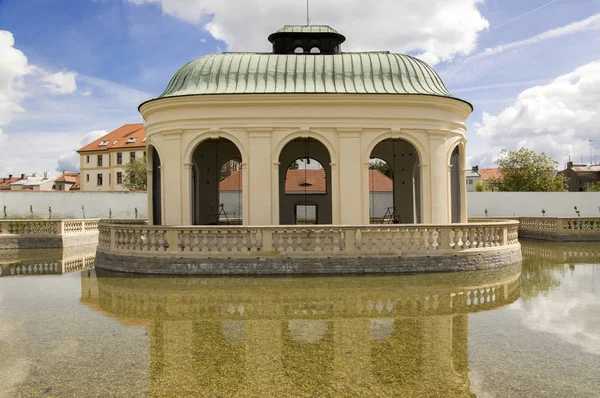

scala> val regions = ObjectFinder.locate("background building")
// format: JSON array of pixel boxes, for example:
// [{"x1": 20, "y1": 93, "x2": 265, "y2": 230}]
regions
[
  {"x1": 560, "y1": 162, "x2": 600, "y2": 191},
  {"x1": 78, "y1": 124, "x2": 147, "y2": 191}
]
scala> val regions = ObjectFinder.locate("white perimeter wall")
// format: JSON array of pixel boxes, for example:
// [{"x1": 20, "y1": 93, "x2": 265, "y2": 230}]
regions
[
  {"x1": 0, "y1": 191, "x2": 147, "y2": 219},
  {"x1": 467, "y1": 192, "x2": 600, "y2": 218},
  {"x1": 1, "y1": 191, "x2": 599, "y2": 221}
]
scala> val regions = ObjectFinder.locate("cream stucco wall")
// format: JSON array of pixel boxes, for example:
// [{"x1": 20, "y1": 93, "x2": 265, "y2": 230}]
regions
[
  {"x1": 140, "y1": 94, "x2": 470, "y2": 226},
  {"x1": 79, "y1": 149, "x2": 146, "y2": 191}
]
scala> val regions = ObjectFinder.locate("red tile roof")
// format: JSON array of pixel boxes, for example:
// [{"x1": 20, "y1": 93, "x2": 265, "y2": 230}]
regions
[
  {"x1": 0, "y1": 177, "x2": 20, "y2": 190},
  {"x1": 55, "y1": 172, "x2": 80, "y2": 184},
  {"x1": 219, "y1": 169, "x2": 242, "y2": 191},
  {"x1": 368, "y1": 170, "x2": 393, "y2": 192},
  {"x1": 219, "y1": 169, "x2": 393, "y2": 192},
  {"x1": 78, "y1": 124, "x2": 146, "y2": 153},
  {"x1": 285, "y1": 169, "x2": 327, "y2": 193},
  {"x1": 479, "y1": 168, "x2": 502, "y2": 181}
]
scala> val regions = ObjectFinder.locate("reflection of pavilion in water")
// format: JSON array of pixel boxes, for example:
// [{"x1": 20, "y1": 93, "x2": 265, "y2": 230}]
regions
[
  {"x1": 0, "y1": 245, "x2": 96, "y2": 277},
  {"x1": 521, "y1": 241, "x2": 600, "y2": 264},
  {"x1": 81, "y1": 265, "x2": 520, "y2": 397}
]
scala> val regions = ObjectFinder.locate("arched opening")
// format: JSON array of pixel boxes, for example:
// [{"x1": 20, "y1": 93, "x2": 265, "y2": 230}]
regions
[
  {"x1": 293, "y1": 40, "x2": 304, "y2": 54},
  {"x1": 309, "y1": 39, "x2": 321, "y2": 54},
  {"x1": 191, "y1": 138, "x2": 243, "y2": 225},
  {"x1": 370, "y1": 139, "x2": 421, "y2": 224},
  {"x1": 285, "y1": 157, "x2": 326, "y2": 224},
  {"x1": 369, "y1": 158, "x2": 394, "y2": 223},
  {"x1": 450, "y1": 146, "x2": 461, "y2": 223},
  {"x1": 150, "y1": 146, "x2": 162, "y2": 225},
  {"x1": 279, "y1": 138, "x2": 332, "y2": 225},
  {"x1": 309, "y1": 47, "x2": 321, "y2": 54}
]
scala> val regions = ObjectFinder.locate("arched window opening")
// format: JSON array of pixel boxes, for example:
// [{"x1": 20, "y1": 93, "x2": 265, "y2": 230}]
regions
[
  {"x1": 368, "y1": 158, "x2": 393, "y2": 223},
  {"x1": 294, "y1": 47, "x2": 304, "y2": 54},
  {"x1": 219, "y1": 158, "x2": 243, "y2": 224},
  {"x1": 369, "y1": 139, "x2": 421, "y2": 224},
  {"x1": 310, "y1": 47, "x2": 321, "y2": 54},
  {"x1": 285, "y1": 158, "x2": 326, "y2": 194},
  {"x1": 450, "y1": 146, "x2": 461, "y2": 223},
  {"x1": 150, "y1": 146, "x2": 162, "y2": 226},
  {"x1": 279, "y1": 138, "x2": 332, "y2": 225},
  {"x1": 191, "y1": 138, "x2": 243, "y2": 225}
]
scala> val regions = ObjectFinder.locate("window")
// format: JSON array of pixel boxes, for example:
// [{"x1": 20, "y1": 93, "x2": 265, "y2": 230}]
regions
[
  {"x1": 310, "y1": 47, "x2": 321, "y2": 54},
  {"x1": 130, "y1": 152, "x2": 136, "y2": 161},
  {"x1": 97, "y1": 155, "x2": 103, "y2": 167},
  {"x1": 126, "y1": 137, "x2": 137, "y2": 144},
  {"x1": 117, "y1": 172, "x2": 122, "y2": 184},
  {"x1": 294, "y1": 47, "x2": 304, "y2": 54},
  {"x1": 467, "y1": 179, "x2": 473, "y2": 185},
  {"x1": 86, "y1": 155, "x2": 90, "y2": 164},
  {"x1": 142, "y1": 137, "x2": 147, "y2": 143},
  {"x1": 97, "y1": 174, "x2": 103, "y2": 186},
  {"x1": 109, "y1": 173, "x2": 111, "y2": 185},
  {"x1": 117, "y1": 152, "x2": 123, "y2": 165},
  {"x1": 113, "y1": 140, "x2": 119, "y2": 145},
  {"x1": 86, "y1": 174, "x2": 89, "y2": 182},
  {"x1": 99, "y1": 140, "x2": 109, "y2": 146}
]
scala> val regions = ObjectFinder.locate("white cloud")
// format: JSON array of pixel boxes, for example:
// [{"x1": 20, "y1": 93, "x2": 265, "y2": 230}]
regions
[
  {"x1": 474, "y1": 61, "x2": 600, "y2": 164},
  {"x1": 55, "y1": 130, "x2": 108, "y2": 173},
  {"x1": 41, "y1": 70, "x2": 78, "y2": 94},
  {"x1": 510, "y1": 265, "x2": 600, "y2": 356},
  {"x1": 127, "y1": 0, "x2": 489, "y2": 65},
  {"x1": 473, "y1": 13, "x2": 600, "y2": 59},
  {"x1": 0, "y1": 30, "x2": 30, "y2": 127}
]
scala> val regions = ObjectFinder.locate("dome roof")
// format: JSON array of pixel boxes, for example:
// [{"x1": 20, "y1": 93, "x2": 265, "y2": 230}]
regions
[{"x1": 143, "y1": 25, "x2": 471, "y2": 109}]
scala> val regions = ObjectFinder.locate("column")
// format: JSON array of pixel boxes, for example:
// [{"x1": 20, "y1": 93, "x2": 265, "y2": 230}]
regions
[
  {"x1": 338, "y1": 129, "x2": 363, "y2": 225},
  {"x1": 162, "y1": 133, "x2": 183, "y2": 225},
  {"x1": 182, "y1": 163, "x2": 193, "y2": 225},
  {"x1": 248, "y1": 129, "x2": 273, "y2": 225},
  {"x1": 146, "y1": 168, "x2": 153, "y2": 225},
  {"x1": 459, "y1": 143, "x2": 468, "y2": 223},
  {"x1": 429, "y1": 134, "x2": 450, "y2": 224}
]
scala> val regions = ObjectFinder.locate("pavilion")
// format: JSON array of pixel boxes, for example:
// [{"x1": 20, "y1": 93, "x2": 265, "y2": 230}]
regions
[{"x1": 96, "y1": 25, "x2": 521, "y2": 274}]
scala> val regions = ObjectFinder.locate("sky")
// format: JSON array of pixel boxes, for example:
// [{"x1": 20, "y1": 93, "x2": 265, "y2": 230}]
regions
[{"x1": 0, "y1": 0, "x2": 599, "y2": 175}]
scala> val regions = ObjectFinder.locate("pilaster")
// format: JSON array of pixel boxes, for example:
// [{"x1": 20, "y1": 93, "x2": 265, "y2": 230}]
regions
[
  {"x1": 248, "y1": 129, "x2": 273, "y2": 225},
  {"x1": 429, "y1": 133, "x2": 450, "y2": 224},
  {"x1": 338, "y1": 128, "x2": 363, "y2": 225}
]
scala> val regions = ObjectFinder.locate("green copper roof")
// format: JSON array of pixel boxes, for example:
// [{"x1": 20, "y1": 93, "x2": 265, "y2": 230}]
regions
[
  {"x1": 156, "y1": 52, "x2": 466, "y2": 103},
  {"x1": 274, "y1": 25, "x2": 340, "y2": 34}
]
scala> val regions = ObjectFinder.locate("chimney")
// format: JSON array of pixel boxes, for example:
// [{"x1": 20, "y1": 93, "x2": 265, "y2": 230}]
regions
[
  {"x1": 62, "y1": 170, "x2": 66, "y2": 175},
  {"x1": 567, "y1": 161, "x2": 574, "y2": 169},
  {"x1": 21, "y1": 173, "x2": 25, "y2": 179},
  {"x1": 43, "y1": 171, "x2": 48, "y2": 180},
  {"x1": 8, "y1": 174, "x2": 12, "y2": 178}
]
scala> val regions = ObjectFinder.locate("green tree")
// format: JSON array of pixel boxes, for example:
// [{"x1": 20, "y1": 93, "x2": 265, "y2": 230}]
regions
[
  {"x1": 590, "y1": 182, "x2": 600, "y2": 192},
  {"x1": 123, "y1": 156, "x2": 148, "y2": 191},
  {"x1": 489, "y1": 148, "x2": 566, "y2": 192},
  {"x1": 475, "y1": 181, "x2": 485, "y2": 192},
  {"x1": 369, "y1": 159, "x2": 393, "y2": 179}
]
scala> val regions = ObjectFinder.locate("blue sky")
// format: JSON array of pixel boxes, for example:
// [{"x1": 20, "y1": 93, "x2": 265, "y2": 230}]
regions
[{"x1": 0, "y1": 0, "x2": 599, "y2": 175}]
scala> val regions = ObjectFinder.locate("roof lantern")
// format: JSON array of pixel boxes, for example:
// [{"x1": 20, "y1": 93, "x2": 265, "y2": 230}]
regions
[{"x1": 268, "y1": 25, "x2": 346, "y2": 54}]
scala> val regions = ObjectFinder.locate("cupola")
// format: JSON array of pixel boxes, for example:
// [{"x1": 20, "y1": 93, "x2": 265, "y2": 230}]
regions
[{"x1": 267, "y1": 25, "x2": 346, "y2": 54}]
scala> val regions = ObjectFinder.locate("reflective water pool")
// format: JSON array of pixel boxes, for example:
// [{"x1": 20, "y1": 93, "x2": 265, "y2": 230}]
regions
[{"x1": 0, "y1": 241, "x2": 598, "y2": 397}]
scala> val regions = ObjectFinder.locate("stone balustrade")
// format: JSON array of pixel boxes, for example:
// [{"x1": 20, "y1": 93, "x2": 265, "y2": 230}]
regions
[
  {"x1": 0, "y1": 219, "x2": 101, "y2": 235},
  {"x1": 517, "y1": 217, "x2": 600, "y2": 242},
  {"x1": 0, "y1": 219, "x2": 102, "y2": 249},
  {"x1": 98, "y1": 220, "x2": 520, "y2": 259}
]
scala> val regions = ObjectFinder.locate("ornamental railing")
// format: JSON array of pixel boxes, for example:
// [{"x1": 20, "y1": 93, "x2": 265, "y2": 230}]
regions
[
  {"x1": 97, "y1": 220, "x2": 520, "y2": 258},
  {"x1": 517, "y1": 217, "x2": 600, "y2": 238},
  {"x1": 0, "y1": 219, "x2": 101, "y2": 236}
]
